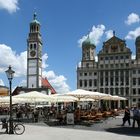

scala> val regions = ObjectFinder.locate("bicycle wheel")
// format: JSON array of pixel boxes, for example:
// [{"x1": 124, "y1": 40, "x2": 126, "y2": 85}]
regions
[{"x1": 14, "y1": 123, "x2": 25, "y2": 135}]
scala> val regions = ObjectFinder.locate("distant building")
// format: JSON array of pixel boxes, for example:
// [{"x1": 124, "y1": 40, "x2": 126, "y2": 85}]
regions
[
  {"x1": 13, "y1": 13, "x2": 56, "y2": 95},
  {"x1": 77, "y1": 32, "x2": 140, "y2": 107},
  {"x1": 0, "y1": 86, "x2": 9, "y2": 96}
]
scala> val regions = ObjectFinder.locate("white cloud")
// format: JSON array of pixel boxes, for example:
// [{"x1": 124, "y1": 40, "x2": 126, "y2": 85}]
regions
[
  {"x1": 105, "y1": 30, "x2": 113, "y2": 39},
  {"x1": 0, "y1": 79, "x2": 4, "y2": 86},
  {"x1": 0, "y1": 0, "x2": 19, "y2": 13},
  {"x1": 125, "y1": 27, "x2": 140, "y2": 40},
  {"x1": 125, "y1": 13, "x2": 140, "y2": 25},
  {"x1": 0, "y1": 44, "x2": 70, "y2": 94},
  {"x1": 78, "y1": 24, "x2": 105, "y2": 47},
  {"x1": 42, "y1": 53, "x2": 49, "y2": 69},
  {"x1": 42, "y1": 70, "x2": 70, "y2": 94},
  {"x1": 131, "y1": 54, "x2": 136, "y2": 60},
  {"x1": 0, "y1": 44, "x2": 26, "y2": 77}
]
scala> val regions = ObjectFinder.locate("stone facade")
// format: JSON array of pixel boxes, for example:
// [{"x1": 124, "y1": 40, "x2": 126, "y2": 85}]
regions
[{"x1": 77, "y1": 33, "x2": 140, "y2": 107}]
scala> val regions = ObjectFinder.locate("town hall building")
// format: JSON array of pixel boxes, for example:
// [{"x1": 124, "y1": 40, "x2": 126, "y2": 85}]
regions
[{"x1": 77, "y1": 32, "x2": 140, "y2": 107}]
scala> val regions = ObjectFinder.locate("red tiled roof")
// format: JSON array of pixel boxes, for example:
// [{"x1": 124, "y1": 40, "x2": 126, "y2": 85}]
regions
[{"x1": 42, "y1": 78, "x2": 56, "y2": 94}]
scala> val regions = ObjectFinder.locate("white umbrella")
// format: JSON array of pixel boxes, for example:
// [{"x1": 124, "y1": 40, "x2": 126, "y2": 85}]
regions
[
  {"x1": 111, "y1": 95, "x2": 127, "y2": 101},
  {"x1": 14, "y1": 91, "x2": 52, "y2": 103},
  {"x1": 62, "y1": 89, "x2": 108, "y2": 101},
  {"x1": 50, "y1": 94, "x2": 77, "y2": 103},
  {"x1": 0, "y1": 96, "x2": 26, "y2": 104}
]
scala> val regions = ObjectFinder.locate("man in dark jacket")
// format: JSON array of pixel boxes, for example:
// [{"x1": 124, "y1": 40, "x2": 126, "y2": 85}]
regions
[{"x1": 122, "y1": 106, "x2": 131, "y2": 126}]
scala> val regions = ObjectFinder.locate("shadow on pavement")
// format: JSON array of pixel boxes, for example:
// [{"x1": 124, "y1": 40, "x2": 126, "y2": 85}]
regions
[{"x1": 106, "y1": 126, "x2": 140, "y2": 136}]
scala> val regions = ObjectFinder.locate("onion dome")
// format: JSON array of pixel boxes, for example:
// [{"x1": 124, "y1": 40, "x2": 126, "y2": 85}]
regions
[
  {"x1": 136, "y1": 35, "x2": 140, "y2": 42},
  {"x1": 82, "y1": 35, "x2": 95, "y2": 47}
]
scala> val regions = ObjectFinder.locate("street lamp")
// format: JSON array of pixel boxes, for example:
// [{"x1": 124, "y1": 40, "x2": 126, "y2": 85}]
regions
[{"x1": 5, "y1": 65, "x2": 15, "y2": 134}]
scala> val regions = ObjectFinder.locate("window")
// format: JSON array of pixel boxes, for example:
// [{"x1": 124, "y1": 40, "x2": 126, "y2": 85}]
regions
[
  {"x1": 84, "y1": 80, "x2": 87, "y2": 87},
  {"x1": 79, "y1": 73, "x2": 82, "y2": 76},
  {"x1": 34, "y1": 44, "x2": 36, "y2": 49},
  {"x1": 126, "y1": 70, "x2": 129, "y2": 76},
  {"x1": 100, "y1": 57, "x2": 103, "y2": 60},
  {"x1": 120, "y1": 63, "x2": 124, "y2": 67},
  {"x1": 126, "y1": 77, "x2": 129, "y2": 85},
  {"x1": 138, "y1": 89, "x2": 140, "y2": 94},
  {"x1": 94, "y1": 72, "x2": 97, "y2": 76},
  {"x1": 110, "y1": 71, "x2": 114, "y2": 76},
  {"x1": 138, "y1": 78, "x2": 140, "y2": 85},
  {"x1": 115, "y1": 56, "x2": 118, "y2": 59},
  {"x1": 105, "y1": 64, "x2": 108, "y2": 68},
  {"x1": 100, "y1": 65, "x2": 103, "y2": 68},
  {"x1": 86, "y1": 63, "x2": 89, "y2": 68},
  {"x1": 120, "y1": 56, "x2": 123, "y2": 59},
  {"x1": 133, "y1": 70, "x2": 136, "y2": 74},
  {"x1": 133, "y1": 98, "x2": 136, "y2": 102},
  {"x1": 89, "y1": 79, "x2": 92, "y2": 87},
  {"x1": 110, "y1": 56, "x2": 113, "y2": 60},
  {"x1": 105, "y1": 88, "x2": 108, "y2": 94},
  {"x1": 110, "y1": 77, "x2": 113, "y2": 86},
  {"x1": 105, "y1": 71, "x2": 108, "y2": 76},
  {"x1": 100, "y1": 78, "x2": 103, "y2": 86},
  {"x1": 115, "y1": 77, "x2": 119, "y2": 85},
  {"x1": 105, "y1": 77, "x2": 108, "y2": 86},
  {"x1": 133, "y1": 78, "x2": 136, "y2": 85},
  {"x1": 79, "y1": 80, "x2": 82, "y2": 87},
  {"x1": 110, "y1": 88, "x2": 114, "y2": 95},
  {"x1": 126, "y1": 88, "x2": 129, "y2": 95},
  {"x1": 89, "y1": 72, "x2": 92, "y2": 76},
  {"x1": 115, "y1": 88, "x2": 119, "y2": 95},
  {"x1": 105, "y1": 57, "x2": 108, "y2": 60},
  {"x1": 30, "y1": 44, "x2": 33, "y2": 50},
  {"x1": 94, "y1": 79, "x2": 97, "y2": 86},
  {"x1": 120, "y1": 88, "x2": 124, "y2": 96},
  {"x1": 133, "y1": 89, "x2": 136, "y2": 95},
  {"x1": 120, "y1": 77, "x2": 124, "y2": 85},
  {"x1": 84, "y1": 73, "x2": 87, "y2": 76},
  {"x1": 100, "y1": 88, "x2": 104, "y2": 93},
  {"x1": 126, "y1": 63, "x2": 129, "y2": 67},
  {"x1": 110, "y1": 64, "x2": 114, "y2": 68},
  {"x1": 126, "y1": 55, "x2": 129, "y2": 59}
]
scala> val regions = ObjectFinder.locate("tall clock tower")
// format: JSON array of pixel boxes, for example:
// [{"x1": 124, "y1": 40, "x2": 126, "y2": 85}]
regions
[{"x1": 27, "y1": 13, "x2": 42, "y2": 88}]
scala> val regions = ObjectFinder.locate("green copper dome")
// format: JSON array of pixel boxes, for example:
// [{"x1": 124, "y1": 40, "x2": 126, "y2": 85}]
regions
[
  {"x1": 30, "y1": 12, "x2": 40, "y2": 25},
  {"x1": 136, "y1": 35, "x2": 140, "y2": 42},
  {"x1": 82, "y1": 35, "x2": 95, "y2": 47}
]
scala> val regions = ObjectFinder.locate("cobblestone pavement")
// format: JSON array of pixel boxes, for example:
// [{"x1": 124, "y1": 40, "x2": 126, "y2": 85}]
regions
[{"x1": 0, "y1": 114, "x2": 139, "y2": 140}]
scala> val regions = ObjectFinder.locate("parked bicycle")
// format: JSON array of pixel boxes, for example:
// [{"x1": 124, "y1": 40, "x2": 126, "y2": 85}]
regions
[{"x1": 1, "y1": 118, "x2": 25, "y2": 135}]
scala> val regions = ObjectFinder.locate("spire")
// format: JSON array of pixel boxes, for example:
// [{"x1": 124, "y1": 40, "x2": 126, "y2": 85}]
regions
[
  {"x1": 30, "y1": 11, "x2": 40, "y2": 25},
  {"x1": 113, "y1": 30, "x2": 115, "y2": 36},
  {"x1": 33, "y1": 12, "x2": 37, "y2": 20}
]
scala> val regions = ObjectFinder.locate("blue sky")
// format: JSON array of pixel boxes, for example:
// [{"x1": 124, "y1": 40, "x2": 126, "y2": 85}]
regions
[{"x1": 0, "y1": 0, "x2": 140, "y2": 93}]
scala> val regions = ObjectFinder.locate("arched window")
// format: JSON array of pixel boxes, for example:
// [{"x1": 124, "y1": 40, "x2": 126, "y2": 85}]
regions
[
  {"x1": 30, "y1": 44, "x2": 32, "y2": 50},
  {"x1": 34, "y1": 44, "x2": 36, "y2": 49},
  {"x1": 37, "y1": 26, "x2": 39, "y2": 31}
]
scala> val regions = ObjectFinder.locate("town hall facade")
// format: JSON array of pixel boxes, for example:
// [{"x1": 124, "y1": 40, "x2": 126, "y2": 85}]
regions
[{"x1": 77, "y1": 32, "x2": 140, "y2": 107}]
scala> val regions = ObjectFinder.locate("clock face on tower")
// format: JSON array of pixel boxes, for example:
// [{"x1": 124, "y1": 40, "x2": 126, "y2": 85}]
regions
[{"x1": 30, "y1": 50, "x2": 36, "y2": 57}]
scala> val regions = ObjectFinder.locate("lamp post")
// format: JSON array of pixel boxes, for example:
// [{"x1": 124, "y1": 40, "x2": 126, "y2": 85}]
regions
[{"x1": 5, "y1": 65, "x2": 15, "y2": 134}]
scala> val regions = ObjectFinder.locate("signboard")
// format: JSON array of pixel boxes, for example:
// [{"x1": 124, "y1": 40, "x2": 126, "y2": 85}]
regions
[{"x1": 66, "y1": 113, "x2": 74, "y2": 125}]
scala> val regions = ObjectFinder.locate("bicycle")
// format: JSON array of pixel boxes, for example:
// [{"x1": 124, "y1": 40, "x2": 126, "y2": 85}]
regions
[{"x1": 1, "y1": 118, "x2": 25, "y2": 135}]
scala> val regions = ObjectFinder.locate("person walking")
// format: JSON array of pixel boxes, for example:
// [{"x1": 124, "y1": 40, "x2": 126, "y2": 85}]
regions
[
  {"x1": 122, "y1": 106, "x2": 131, "y2": 126},
  {"x1": 132, "y1": 106, "x2": 140, "y2": 128}
]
